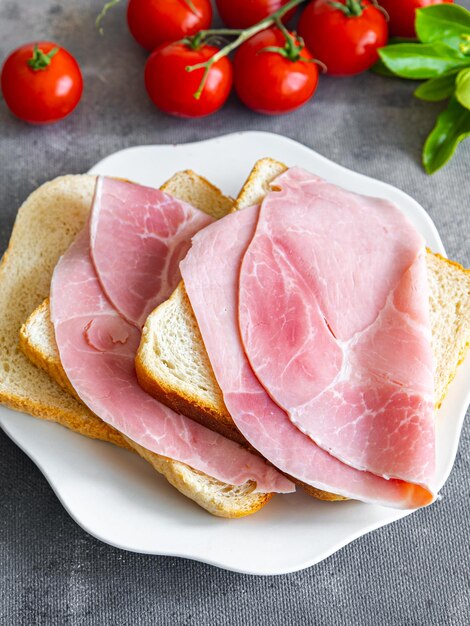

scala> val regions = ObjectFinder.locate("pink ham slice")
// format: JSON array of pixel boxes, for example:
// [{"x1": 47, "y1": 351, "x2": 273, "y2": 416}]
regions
[
  {"x1": 50, "y1": 228, "x2": 294, "y2": 494},
  {"x1": 180, "y1": 205, "x2": 433, "y2": 508},
  {"x1": 239, "y1": 168, "x2": 435, "y2": 491},
  {"x1": 90, "y1": 176, "x2": 214, "y2": 328}
]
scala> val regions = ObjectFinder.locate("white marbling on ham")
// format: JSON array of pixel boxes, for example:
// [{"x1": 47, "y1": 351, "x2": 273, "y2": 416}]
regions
[
  {"x1": 90, "y1": 177, "x2": 214, "y2": 329},
  {"x1": 239, "y1": 168, "x2": 435, "y2": 493},
  {"x1": 50, "y1": 185, "x2": 294, "y2": 494},
  {"x1": 180, "y1": 204, "x2": 433, "y2": 508}
]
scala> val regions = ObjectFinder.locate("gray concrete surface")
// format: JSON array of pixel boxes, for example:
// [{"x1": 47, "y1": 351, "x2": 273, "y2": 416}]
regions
[{"x1": 1, "y1": 1, "x2": 469, "y2": 624}]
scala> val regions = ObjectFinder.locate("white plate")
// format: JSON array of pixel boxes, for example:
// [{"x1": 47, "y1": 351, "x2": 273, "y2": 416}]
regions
[{"x1": 1, "y1": 132, "x2": 468, "y2": 576}]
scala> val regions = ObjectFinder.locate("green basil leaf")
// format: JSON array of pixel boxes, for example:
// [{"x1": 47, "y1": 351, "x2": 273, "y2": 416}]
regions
[
  {"x1": 414, "y1": 71, "x2": 458, "y2": 101},
  {"x1": 423, "y1": 96, "x2": 470, "y2": 174},
  {"x1": 370, "y1": 57, "x2": 396, "y2": 77},
  {"x1": 455, "y1": 67, "x2": 470, "y2": 109},
  {"x1": 415, "y1": 4, "x2": 470, "y2": 48},
  {"x1": 379, "y1": 43, "x2": 470, "y2": 79},
  {"x1": 372, "y1": 39, "x2": 418, "y2": 76}
]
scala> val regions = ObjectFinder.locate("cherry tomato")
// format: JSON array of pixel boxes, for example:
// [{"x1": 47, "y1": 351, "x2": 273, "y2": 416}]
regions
[
  {"x1": 215, "y1": 0, "x2": 296, "y2": 29},
  {"x1": 298, "y1": 0, "x2": 388, "y2": 76},
  {"x1": 1, "y1": 42, "x2": 83, "y2": 124},
  {"x1": 379, "y1": 0, "x2": 453, "y2": 39},
  {"x1": 233, "y1": 27, "x2": 319, "y2": 115},
  {"x1": 145, "y1": 42, "x2": 233, "y2": 118},
  {"x1": 127, "y1": 0, "x2": 212, "y2": 51}
]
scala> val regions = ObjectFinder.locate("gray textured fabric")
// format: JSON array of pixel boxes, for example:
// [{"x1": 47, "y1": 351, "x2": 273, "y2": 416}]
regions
[{"x1": 1, "y1": 1, "x2": 469, "y2": 624}]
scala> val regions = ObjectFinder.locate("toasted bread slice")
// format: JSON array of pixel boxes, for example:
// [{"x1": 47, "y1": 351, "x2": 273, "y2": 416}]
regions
[
  {"x1": 426, "y1": 252, "x2": 470, "y2": 408},
  {"x1": 135, "y1": 158, "x2": 470, "y2": 501},
  {"x1": 161, "y1": 170, "x2": 234, "y2": 219},
  {"x1": 231, "y1": 158, "x2": 287, "y2": 212},
  {"x1": 5, "y1": 172, "x2": 271, "y2": 517},
  {"x1": 0, "y1": 175, "x2": 129, "y2": 446}
]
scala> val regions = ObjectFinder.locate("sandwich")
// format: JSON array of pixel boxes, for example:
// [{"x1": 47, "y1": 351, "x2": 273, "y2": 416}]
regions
[
  {"x1": 135, "y1": 158, "x2": 470, "y2": 508},
  {"x1": 3, "y1": 159, "x2": 470, "y2": 515}
]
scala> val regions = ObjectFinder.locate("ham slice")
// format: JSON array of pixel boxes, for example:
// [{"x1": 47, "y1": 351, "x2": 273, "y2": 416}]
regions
[
  {"x1": 90, "y1": 177, "x2": 214, "y2": 328},
  {"x1": 50, "y1": 229, "x2": 294, "y2": 494},
  {"x1": 239, "y1": 168, "x2": 435, "y2": 492},
  {"x1": 181, "y1": 205, "x2": 433, "y2": 508}
]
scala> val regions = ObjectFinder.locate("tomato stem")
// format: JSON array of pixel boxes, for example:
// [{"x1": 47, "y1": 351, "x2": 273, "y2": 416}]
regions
[
  {"x1": 260, "y1": 16, "x2": 303, "y2": 61},
  {"x1": 183, "y1": 0, "x2": 199, "y2": 14},
  {"x1": 27, "y1": 44, "x2": 59, "y2": 71},
  {"x1": 185, "y1": 28, "x2": 244, "y2": 50},
  {"x1": 328, "y1": 0, "x2": 365, "y2": 17},
  {"x1": 370, "y1": 0, "x2": 389, "y2": 20},
  {"x1": 96, "y1": 0, "x2": 121, "y2": 35},
  {"x1": 259, "y1": 19, "x2": 328, "y2": 72},
  {"x1": 186, "y1": 0, "x2": 306, "y2": 99}
]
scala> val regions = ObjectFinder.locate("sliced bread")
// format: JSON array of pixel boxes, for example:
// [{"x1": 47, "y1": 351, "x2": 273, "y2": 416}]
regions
[{"x1": 0, "y1": 175, "x2": 130, "y2": 447}]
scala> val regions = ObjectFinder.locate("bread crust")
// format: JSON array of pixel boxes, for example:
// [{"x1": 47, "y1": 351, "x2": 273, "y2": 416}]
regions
[
  {"x1": 136, "y1": 353, "x2": 245, "y2": 445},
  {"x1": 231, "y1": 158, "x2": 287, "y2": 213},
  {"x1": 18, "y1": 299, "x2": 132, "y2": 450}
]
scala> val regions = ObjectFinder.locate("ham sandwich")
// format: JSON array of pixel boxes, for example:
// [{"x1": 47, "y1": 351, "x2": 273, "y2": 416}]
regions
[{"x1": 8, "y1": 163, "x2": 470, "y2": 515}]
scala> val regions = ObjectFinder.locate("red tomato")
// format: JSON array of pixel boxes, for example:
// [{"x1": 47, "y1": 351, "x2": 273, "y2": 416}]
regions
[
  {"x1": 1, "y1": 42, "x2": 83, "y2": 124},
  {"x1": 298, "y1": 0, "x2": 388, "y2": 76},
  {"x1": 215, "y1": 0, "x2": 296, "y2": 28},
  {"x1": 127, "y1": 0, "x2": 212, "y2": 51},
  {"x1": 379, "y1": 0, "x2": 453, "y2": 39},
  {"x1": 233, "y1": 27, "x2": 319, "y2": 115},
  {"x1": 145, "y1": 42, "x2": 233, "y2": 118}
]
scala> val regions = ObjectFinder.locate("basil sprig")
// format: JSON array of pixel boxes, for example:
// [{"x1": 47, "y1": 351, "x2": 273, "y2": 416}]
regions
[{"x1": 377, "y1": 4, "x2": 470, "y2": 174}]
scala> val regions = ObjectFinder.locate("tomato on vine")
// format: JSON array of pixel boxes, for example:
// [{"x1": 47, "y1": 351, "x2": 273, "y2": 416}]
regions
[
  {"x1": 1, "y1": 42, "x2": 83, "y2": 124},
  {"x1": 298, "y1": 0, "x2": 388, "y2": 76},
  {"x1": 378, "y1": 0, "x2": 453, "y2": 39},
  {"x1": 233, "y1": 26, "x2": 319, "y2": 114},
  {"x1": 144, "y1": 40, "x2": 233, "y2": 118},
  {"x1": 127, "y1": 0, "x2": 212, "y2": 51},
  {"x1": 216, "y1": 0, "x2": 296, "y2": 29}
]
